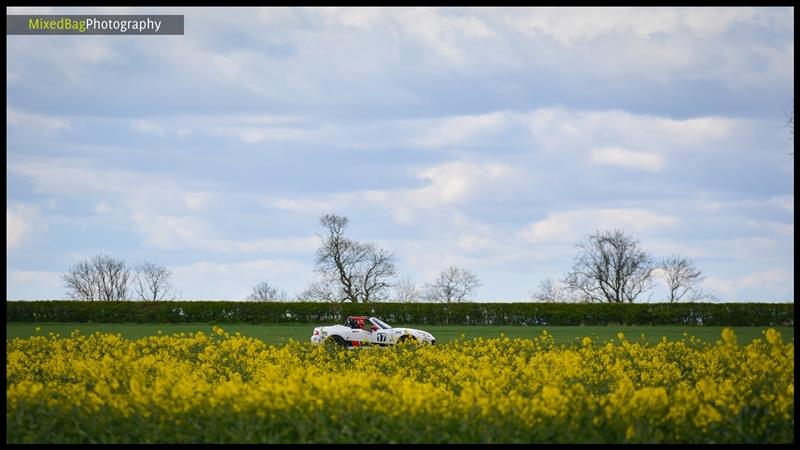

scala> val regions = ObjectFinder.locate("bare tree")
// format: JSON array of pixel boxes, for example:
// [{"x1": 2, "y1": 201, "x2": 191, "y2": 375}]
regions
[
  {"x1": 63, "y1": 253, "x2": 131, "y2": 301},
  {"x1": 315, "y1": 214, "x2": 355, "y2": 301},
  {"x1": 564, "y1": 230, "x2": 655, "y2": 303},
  {"x1": 295, "y1": 276, "x2": 339, "y2": 302},
  {"x1": 687, "y1": 288, "x2": 719, "y2": 302},
  {"x1": 394, "y1": 275, "x2": 420, "y2": 303},
  {"x1": 358, "y1": 243, "x2": 396, "y2": 303},
  {"x1": 315, "y1": 214, "x2": 397, "y2": 303},
  {"x1": 529, "y1": 277, "x2": 583, "y2": 303},
  {"x1": 247, "y1": 281, "x2": 287, "y2": 302},
  {"x1": 657, "y1": 256, "x2": 704, "y2": 303},
  {"x1": 424, "y1": 266, "x2": 481, "y2": 303},
  {"x1": 530, "y1": 278, "x2": 560, "y2": 303},
  {"x1": 63, "y1": 260, "x2": 97, "y2": 301},
  {"x1": 134, "y1": 262, "x2": 175, "y2": 301}
]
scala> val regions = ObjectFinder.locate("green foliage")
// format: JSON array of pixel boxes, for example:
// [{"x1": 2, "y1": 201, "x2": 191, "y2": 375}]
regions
[{"x1": 5, "y1": 301, "x2": 794, "y2": 326}]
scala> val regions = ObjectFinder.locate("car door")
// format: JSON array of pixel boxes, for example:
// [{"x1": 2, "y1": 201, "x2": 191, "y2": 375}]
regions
[
  {"x1": 365, "y1": 318, "x2": 387, "y2": 345},
  {"x1": 348, "y1": 328, "x2": 369, "y2": 345},
  {"x1": 370, "y1": 329, "x2": 389, "y2": 345}
]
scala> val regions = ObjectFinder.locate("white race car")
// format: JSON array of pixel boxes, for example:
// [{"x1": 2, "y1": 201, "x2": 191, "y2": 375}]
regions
[{"x1": 310, "y1": 316, "x2": 436, "y2": 347}]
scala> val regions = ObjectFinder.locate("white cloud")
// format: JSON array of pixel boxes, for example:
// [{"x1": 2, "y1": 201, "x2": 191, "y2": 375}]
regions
[
  {"x1": 591, "y1": 147, "x2": 664, "y2": 171},
  {"x1": 401, "y1": 239, "x2": 483, "y2": 281},
  {"x1": 131, "y1": 212, "x2": 318, "y2": 254},
  {"x1": 8, "y1": 158, "x2": 320, "y2": 256},
  {"x1": 409, "y1": 161, "x2": 520, "y2": 208},
  {"x1": 267, "y1": 159, "x2": 524, "y2": 223},
  {"x1": 131, "y1": 214, "x2": 207, "y2": 250},
  {"x1": 514, "y1": 108, "x2": 742, "y2": 156},
  {"x1": 317, "y1": 7, "x2": 387, "y2": 30},
  {"x1": 94, "y1": 201, "x2": 115, "y2": 214},
  {"x1": 7, "y1": 106, "x2": 70, "y2": 131},
  {"x1": 504, "y1": 7, "x2": 760, "y2": 46},
  {"x1": 7, "y1": 209, "x2": 28, "y2": 250},
  {"x1": 233, "y1": 126, "x2": 320, "y2": 144},
  {"x1": 77, "y1": 41, "x2": 125, "y2": 64},
  {"x1": 8, "y1": 158, "x2": 295, "y2": 252},
  {"x1": 746, "y1": 219, "x2": 794, "y2": 237},
  {"x1": 268, "y1": 197, "x2": 341, "y2": 214},
  {"x1": 124, "y1": 113, "x2": 318, "y2": 143},
  {"x1": 458, "y1": 234, "x2": 492, "y2": 252},
  {"x1": 498, "y1": 7, "x2": 792, "y2": 88},
  {"x1": 693, "y1": 196, "x2": 795, "y2": 217},
  {"x1": 384, "y1": 160, "x2": 523, "y2": 222},
  {"x1": 183, "y1": 192, "x2": 213, "y2": 211},
  {"x1": 311, "y1": 8, "x2": 505, "y2": 69},
  {"x1": 644, "y1": 239, "x2": 716, "y2": 260},
  {"x1": 769, "y1": 195, "x2": 794, "y2": 213},
  {"x1": 652, "y1": 116, "x2": 733, "y2": 145},
  {"x1": 7, "y1": 270, "x2": 63, "y2": 300},
  {"x1": 233, "y1": 237, "x2": 320, "y2": 254},
  {"x1": 724, "y1": 237, "x2": 786, "y2": 261},
  {"x1": 702, "y1": 269, "x2": 792, "y2": 300},
  {"x1": 415, "y1": 112, "x2": 510, "y2": 148},
  {"x1": 7, "y1": 204, "x2": 41, "y2": 250},
  {"x1": 10, "y1": 270, "x2": 60, "y2": 284},
  {"x1": 170, "y1": 259, "x2": 311, "y2": 299},
  {"x1": 395, "y1": 8, "x2": 497, "y2": 65},
  {"x1": 9, "y1": 159, "x2": 129, "y2": 197},
  {"x1": 8, "y1": 158, "x2": 217, "y2": 216},
  {"x1": 521, "y1": 208, "x2": 678, "y2": 244},
  {"x1": 131, "y1": 120, "x2": 167, "y2": 136},
  {"x1": 650, "y1": 237, "x2": 789, "y2": 262},
  {"x1": 53, "y1": 106, "x2": 752, "y2": 159}
]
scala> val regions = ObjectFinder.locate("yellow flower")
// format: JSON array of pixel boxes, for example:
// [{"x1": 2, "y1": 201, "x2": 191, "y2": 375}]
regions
[
  {"x1": 764, "y1": 328, "x2": 782, "y2": 346},
  {"x1": 721, "y1": 328, "x2": 737, "y2": 346},
  {"x1": 5, "y1": 327, "x2": 794, "y2": 443}
]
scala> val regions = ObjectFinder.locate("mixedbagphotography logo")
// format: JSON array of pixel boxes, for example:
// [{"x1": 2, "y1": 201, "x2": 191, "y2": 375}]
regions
[{"x1": 7, "y1": 15, "x2": 184, "y2": 35}]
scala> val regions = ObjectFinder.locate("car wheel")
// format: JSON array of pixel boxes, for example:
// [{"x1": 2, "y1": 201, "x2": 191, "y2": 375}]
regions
[
  {"x1": 398, "y1": 335, "x2": 418, "y2": 345},
  {"x1": 327, "y1": 335, "x2": 348, "y2": 347}
]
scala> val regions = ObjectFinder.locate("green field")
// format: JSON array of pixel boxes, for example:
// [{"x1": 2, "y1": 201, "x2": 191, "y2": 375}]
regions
[{"x1": 6, "y1": 322, "x2": 793, "y2": 345}]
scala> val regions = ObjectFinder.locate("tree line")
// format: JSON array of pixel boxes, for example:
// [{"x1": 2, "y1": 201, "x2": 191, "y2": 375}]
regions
[
  {"x1": 530, "y1": 229, "x2": 715, "y2": 304},
  {"x1": 63, "y1": 255, "x2": 176, "y2": 302},
  {"x1": 61, "y1": 214, "x2": 713, "y2": 303}
]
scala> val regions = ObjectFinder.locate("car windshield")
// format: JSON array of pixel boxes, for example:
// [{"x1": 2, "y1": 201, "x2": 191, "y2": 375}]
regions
[{"x1": 371, "y1": 318, "x2": 392, "y2": 329}]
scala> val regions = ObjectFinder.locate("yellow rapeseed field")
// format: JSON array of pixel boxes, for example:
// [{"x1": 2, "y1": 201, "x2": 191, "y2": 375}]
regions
[{"x1": 6, "y1": 327, "x2": 793, "y2": 443}]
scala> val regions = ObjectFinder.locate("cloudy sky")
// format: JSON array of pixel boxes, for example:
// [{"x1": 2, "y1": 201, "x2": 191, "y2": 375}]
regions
[{"x1": 6, "y1": 7, "x2": 794, "y2": 302}]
